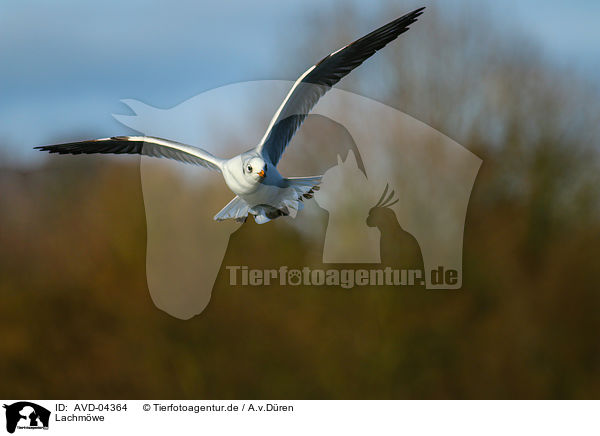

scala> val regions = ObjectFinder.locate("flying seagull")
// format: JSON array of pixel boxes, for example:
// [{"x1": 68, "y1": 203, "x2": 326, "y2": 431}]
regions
[{"x1": 36, "y1": 7, "x2": 425, "y2": 224}]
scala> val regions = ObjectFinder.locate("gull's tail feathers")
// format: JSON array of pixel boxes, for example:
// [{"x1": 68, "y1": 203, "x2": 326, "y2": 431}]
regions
[
  {"x1": 214, "y1": 176, "x2": 323, "y2": 224},
  {"x1": 213, "y1": 196, "x2": 250, "y2": 223},
  {"x1": 248, "y1": 175, "x2": 323, "y2": 223}
]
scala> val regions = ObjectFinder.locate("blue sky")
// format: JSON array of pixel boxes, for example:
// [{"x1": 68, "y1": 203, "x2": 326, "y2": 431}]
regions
[{"x1": 1, "y1": 0, "x2": 599, "y2": 164}]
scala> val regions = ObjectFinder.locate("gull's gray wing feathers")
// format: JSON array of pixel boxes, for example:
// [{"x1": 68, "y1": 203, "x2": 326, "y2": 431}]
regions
[
  {"x1": 255, "y1": 7, "x2": 425, "y2": 166},
  {"x1": 35, "y1": 136, "x2": 224, "y2": 171}
]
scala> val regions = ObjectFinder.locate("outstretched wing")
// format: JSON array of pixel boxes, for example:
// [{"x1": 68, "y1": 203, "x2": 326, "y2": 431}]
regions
[
  {"x1": 35, "y1": 136, "x2": 224, "y2": 171},
  {"x1": 255, "y1": 7, "x2": 425, "y2": 166}
]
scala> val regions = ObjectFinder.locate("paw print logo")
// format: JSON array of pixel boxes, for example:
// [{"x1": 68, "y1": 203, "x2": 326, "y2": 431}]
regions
[{"x1": 287, "y1": 270, "x2": 302, "y2": 286}]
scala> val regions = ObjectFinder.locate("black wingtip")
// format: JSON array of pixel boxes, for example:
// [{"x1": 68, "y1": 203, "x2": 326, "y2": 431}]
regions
[
  {"x1": 404, "y1": 6, "x2": 426, "y2": 22},
  {"x1": 408, "y1": 6, "x2": 426, "y2": 19},
  {"x1": 34, "y1": 143, "x2": 79, "y2": 155},
  {"x1": 34, "y1": 145, "x2": 57, "y2": 153}
]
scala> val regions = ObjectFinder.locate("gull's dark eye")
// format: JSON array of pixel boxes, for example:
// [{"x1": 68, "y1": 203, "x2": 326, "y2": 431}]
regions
[{"x1": 247, "y1": 165, "x2": 253, "y2": 173}]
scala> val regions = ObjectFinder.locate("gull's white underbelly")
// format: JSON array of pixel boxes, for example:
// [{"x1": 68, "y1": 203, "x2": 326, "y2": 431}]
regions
[{"x1": 238, "y1": 184, "x2": 282, "y2": 207}]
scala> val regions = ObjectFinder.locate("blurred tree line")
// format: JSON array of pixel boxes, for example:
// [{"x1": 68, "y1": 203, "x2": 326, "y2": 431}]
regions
[{"x1": 1, "y1": 2, "x2": 599, "y2": 398}]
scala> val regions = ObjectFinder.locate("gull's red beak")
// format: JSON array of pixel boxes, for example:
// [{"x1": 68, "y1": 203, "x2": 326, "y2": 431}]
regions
[{"x1": 258, "y1": 169, "x2": 266, "y2": 178}]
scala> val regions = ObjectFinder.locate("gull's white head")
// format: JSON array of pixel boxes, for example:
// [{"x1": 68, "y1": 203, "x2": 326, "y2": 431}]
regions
[
  {"x1": 243, "y1": 156, "x2": 267, "y2": 182},
  {"x1": 222, "y1": 153, "x2": 268, "y2": 195}
]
